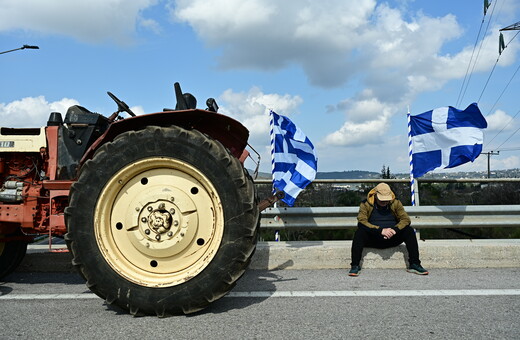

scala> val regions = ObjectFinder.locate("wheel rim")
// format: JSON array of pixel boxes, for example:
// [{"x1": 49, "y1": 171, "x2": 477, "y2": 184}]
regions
[{"x1": 94, "y1": 157, "x2": 224, "y2": 287}]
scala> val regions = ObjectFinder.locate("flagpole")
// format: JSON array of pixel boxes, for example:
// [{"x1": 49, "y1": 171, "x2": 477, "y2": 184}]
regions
[
  {"x1": 407, "y1": 107, "x2": 418, "y2": 206},
  {"x1": 269, "y1": 110, "x2": 276, "y2": 194}
]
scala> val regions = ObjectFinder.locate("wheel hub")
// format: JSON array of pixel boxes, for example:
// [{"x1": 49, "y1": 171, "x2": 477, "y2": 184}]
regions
[
  {"x1": 94, "y1": 157, "x2": 224, "y2": 287},
  {"x1": 133, "y1": 197, "x2": 191, "y2": 253},
  {"x1": 141, "y1": 201, "x2": 177, "y2": 237}
]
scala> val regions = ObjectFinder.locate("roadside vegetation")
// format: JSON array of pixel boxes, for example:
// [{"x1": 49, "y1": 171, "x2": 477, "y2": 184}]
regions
[{"x1": 256, "y1": 165, "x2": 520, "y2": 241}]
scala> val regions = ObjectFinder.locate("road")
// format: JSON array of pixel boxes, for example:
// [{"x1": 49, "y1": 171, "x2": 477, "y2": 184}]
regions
[{"x1": 1, "y1": 268, "x2": 520, "y2": 339}]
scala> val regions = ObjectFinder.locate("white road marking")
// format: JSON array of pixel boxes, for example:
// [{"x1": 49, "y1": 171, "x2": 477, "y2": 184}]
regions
[
  {"x1": 0, "y1": 293, "x2": 100, "y2": 300},
  {"x1": 226, "y1": 289, "x2": 520, "y2": 297},
  {"x1": 1, "y1": 289, "x2": 520, "y2": 300}
]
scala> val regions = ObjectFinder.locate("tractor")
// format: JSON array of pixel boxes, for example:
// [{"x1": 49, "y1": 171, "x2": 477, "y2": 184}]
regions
[{"x1": 0, "y1": 83, "x2": 279, "y2": 316}]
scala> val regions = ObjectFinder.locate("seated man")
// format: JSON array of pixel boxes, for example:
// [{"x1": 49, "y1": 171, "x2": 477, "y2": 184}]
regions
[{"x1": 349, "y1": 182, "x2": 428, "y2": 276}]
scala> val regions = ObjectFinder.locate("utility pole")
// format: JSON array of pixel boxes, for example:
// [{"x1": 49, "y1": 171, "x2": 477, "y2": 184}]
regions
[
  {"x1": 499, "y1": 21, "x2": 519, "y2": 54},
  {"x1": 483, "y1": 151, "x2": 500, "y2": 178},
  {"x1": 500, "y1": 21, "x2": 520, "y2": 31}
]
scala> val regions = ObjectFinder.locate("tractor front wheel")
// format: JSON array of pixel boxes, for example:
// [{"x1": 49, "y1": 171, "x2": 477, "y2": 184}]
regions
[{"x1": 65, "y1": 126, "x2": 258, "y2": 316}]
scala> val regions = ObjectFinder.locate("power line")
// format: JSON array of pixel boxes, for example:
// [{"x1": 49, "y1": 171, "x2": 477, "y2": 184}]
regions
[
  {"x1": 486, "y1": 56, "x2": 520, "y2": 115},
  {"x1": 456, "y1": 16, "x2": 486, "y2": 107},
  {"x1": 479, "y1": 31, "x2": 520, "y2": 104},
  {"x1": 483, "y1": 24, "x2": 520, "y2": 148},
  {"x1": 486, "y1": 108, "x2": 520, "y2": 148},
  {"x1": 457, "y1": 0, "x2": 498, "y2": 107},
  {"x1": 477, "y1": 57, "x2": 500, "y2": 103},
  {"x1": 495, "y1": 123, "x2": 520, "y2": 150},
  {"x1": 494, "y1": 147, "x2": 520, "y2": 152}
]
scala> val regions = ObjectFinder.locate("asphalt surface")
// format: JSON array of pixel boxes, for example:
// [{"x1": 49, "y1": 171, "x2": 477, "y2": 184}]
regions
[{"x1": 1, "y1": 268, "x2": 519, "y2": 339}]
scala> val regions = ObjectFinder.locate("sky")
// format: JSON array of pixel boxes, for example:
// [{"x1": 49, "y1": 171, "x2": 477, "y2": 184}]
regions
[{"x1": 1, "y1": 0, "x2": 519, "y2": 176}]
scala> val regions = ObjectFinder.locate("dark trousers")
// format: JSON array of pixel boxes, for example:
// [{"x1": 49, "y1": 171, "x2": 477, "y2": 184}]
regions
[{"x1": 350, "y1": 225, "x2": 421, "y2": 266}]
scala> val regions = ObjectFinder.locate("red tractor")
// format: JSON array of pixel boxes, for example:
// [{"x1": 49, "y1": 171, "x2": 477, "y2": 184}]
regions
[{"x1": 0, "y1": 83, "x2": 276, "y2": 316}]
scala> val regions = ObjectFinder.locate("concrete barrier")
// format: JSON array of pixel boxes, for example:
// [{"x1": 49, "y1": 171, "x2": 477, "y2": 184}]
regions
[
  {"x1": 16, "y1": 239, "x2": 520, "y2": 273},
  {"x1": 249, "y1": 240, "x2": 520, "y2": 270}
]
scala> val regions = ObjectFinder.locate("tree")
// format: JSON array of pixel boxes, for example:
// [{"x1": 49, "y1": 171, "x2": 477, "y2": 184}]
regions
[
  {"x1": 337, "y1": 190, "x2": 363, "y2": 206},
  {"x1": 380, "y1": 165, "x2": 394, "y2": 179}
]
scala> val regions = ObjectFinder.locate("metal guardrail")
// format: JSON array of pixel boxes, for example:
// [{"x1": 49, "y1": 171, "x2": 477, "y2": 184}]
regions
[
  {"x1": 260, "y1": 205, "x2": 520, "y2": 230},
  {"x1": 255, "y1": 178, "x2": 520, "y2": 184}
]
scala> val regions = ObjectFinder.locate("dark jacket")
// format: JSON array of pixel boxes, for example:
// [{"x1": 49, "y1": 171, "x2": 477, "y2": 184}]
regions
[{"x1": 357, "y1": 186, "x2": 411, "y2": 232}]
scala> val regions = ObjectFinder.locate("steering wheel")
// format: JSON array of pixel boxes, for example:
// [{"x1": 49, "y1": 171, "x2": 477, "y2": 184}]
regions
[{"x1": 107, "y1": 91, "x2": 136, "y2": 117}]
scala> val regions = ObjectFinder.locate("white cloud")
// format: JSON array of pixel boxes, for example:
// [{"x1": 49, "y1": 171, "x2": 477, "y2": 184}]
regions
[
  {"x1": 322, "y1": 116, "x2": 390, "y2": 147},
  {"x1": 129, "y1": 106, "x2": 145, "y2": 116},
  {"x1": 499, "y1": 155, "x2": 520, "y2": 169},
  {"x1": 170, "y1": 0, "x2": 488, "y2": 93},
  {"x1": 322, "y1": 95, "x2": 398, "y2": 146},
  {"x1": 171, "y1": 0, "x2": 520, "y2": 150},
  {"x1": 496, "y1": 0, "x2": 520, "y2": 23},
  {"x1": 0, "y1": 0, "x2": 158, "y2": 44},
  {"x1": 172, "y1": 0, "x2": 377, "y2": 87},
  {"x1": 219, "y1": 87, "x2": 303, "y2": 139},
  {"x1": 485, "y1": 110, "x2": 516, "y2": 132},
  {"x1": 173, "y1": 0, "x2": 275, "y2": 38},
  {"x1": 139, "y1": 18, "x2": 162, "y2": 35},
  {"x1": 216, "y1": 86, "x2": 303, "y2": 173},
  {"x1": 0, "y1": 96, "x2": 79, "y2": 128}
]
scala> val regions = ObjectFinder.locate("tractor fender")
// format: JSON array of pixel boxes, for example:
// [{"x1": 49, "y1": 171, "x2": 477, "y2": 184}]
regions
[{"x1": 80, "y1": 109, "x2": 250, "y2": 167}]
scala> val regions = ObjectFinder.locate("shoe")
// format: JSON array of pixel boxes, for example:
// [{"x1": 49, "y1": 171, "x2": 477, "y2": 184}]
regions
[
  {"x1": 407, "y1": 263, "x2": 429, "y2": 275},
  {"x1": 348, "y1": 265, "x2": 361, "y2": 276}
]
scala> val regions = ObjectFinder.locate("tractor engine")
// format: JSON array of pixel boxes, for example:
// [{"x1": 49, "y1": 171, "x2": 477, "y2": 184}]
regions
[
  {"x1": 0, "y1": 107, "x2": 110, "y2": 237},
  {"x1": 0, "y1": 151, "x2": 45, "y2": 199},
  {"x1": 0, "y1": 128, "x2": 49, "y2": 235}
]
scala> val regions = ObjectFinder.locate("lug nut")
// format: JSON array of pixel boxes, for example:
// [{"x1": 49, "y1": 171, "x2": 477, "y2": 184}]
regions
[
  {"x1": 155, "y1": 235, "x2": 161, "y2": 241},
  {"x1": 145, "y1": 229, "x2": 151, "y2": 235},
  {"x1": 169, "y1": 208, "x2": 175, "y2": 215},
  {"x1": 141, "y1": 217, "x2": 148, "y2": 223},
  {"x1": 173, "y1": 221, "x2": 179, "y2": 227},
  {"x1": 180, "y1": 232, "x2": 185, "y2": 237},
  {"x1": 159, "y1": 203, "x2": 165, "y2": 210},
  {"x1": 147, "y1": 206, "x2": 153, "y2": 212},
  {"x1": 167, "y1": 231, "x2": 173, "y2": 237}
]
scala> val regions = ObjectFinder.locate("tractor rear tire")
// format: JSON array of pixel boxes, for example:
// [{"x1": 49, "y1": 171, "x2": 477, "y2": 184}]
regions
[
  {"x1": 0, "y1": 233, "x2": 28, "y2": 279},
  {"x1": 65, "y1": 126, "x2": 258, "y2": 316}
]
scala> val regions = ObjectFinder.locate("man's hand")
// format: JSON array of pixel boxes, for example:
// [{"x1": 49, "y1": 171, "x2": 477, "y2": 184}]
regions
[{"x1": 381, "y1": 228, "x2": 396, "y2": 240}]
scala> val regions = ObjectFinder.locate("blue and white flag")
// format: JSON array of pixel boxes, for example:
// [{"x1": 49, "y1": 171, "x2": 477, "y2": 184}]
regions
[
  {"x1": 270, "y1": 110, "x2": 317, "y2": 206},
  {"x1": 409, "y1": 103, "x2": 487, "y2": 178}
]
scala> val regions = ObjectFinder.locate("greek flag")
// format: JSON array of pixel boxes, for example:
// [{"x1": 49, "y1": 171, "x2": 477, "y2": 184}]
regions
[
  {"x1": 409, "y1": 103, "x2": 487, "y2": 178},
  {"x1": 270, "y1": 110, "x2": 317, "y2": 206}
]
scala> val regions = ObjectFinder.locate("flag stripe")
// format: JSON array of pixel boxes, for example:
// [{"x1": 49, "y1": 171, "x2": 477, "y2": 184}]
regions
[{"x1": 270, "y1": 110, "x2": 317, "y2": 206}]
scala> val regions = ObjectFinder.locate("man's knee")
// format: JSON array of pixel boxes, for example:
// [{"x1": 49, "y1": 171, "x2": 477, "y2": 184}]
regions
[{"x1": 401, "y1": 225, "x2": 416, "y2": 237}]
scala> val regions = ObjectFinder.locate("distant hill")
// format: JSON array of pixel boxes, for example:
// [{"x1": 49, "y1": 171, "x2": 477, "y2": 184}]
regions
[
  {"x1": 251, "y1": 168, "x2": 520, "y2": 180},
  {"x1": 254, "y1": 170, "x2": 379, "y2": 179},
  {"x1": 316, "y1": 170, "x2": 379, "y2": 179}
]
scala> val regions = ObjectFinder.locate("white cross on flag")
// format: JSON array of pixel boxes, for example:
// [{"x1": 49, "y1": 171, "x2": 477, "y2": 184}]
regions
[{"x1": 409, "y1": 103, "x2": 487, "y2": 178}]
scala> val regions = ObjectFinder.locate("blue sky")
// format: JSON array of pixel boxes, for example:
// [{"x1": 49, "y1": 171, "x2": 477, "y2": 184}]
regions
[{"x1": 1, "y1": 0, "x2": 519, "y2": 175}]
